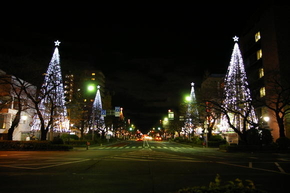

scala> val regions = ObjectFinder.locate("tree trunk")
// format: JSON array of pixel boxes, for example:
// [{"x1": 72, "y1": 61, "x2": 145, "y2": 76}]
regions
[
  {"x1": 41, "y1": 128, "x2": 48, "y2": 140},
  {"x1": 277, "y1": 116, "x2": 286, "y2": 138},
  {"x1": 80, "y1": 120, "x2": 84, "y2": 140},
  {"x1": 8, "y1": 111, "x2": 21, "y2": 140}
]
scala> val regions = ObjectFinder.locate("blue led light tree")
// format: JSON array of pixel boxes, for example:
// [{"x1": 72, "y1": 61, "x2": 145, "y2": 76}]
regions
[
  {"x1": 31, "y1": 41, "x2": 69, "y2": 140},
  {"x1": 91, "y1": 85, "x2": 105, "y2": 139},
  {"x1": 183, "y1": 82, "x2": 199, "y2": 138},
  {"x1": 220, "y1": 36, "x2": 257, "y2": 140}
]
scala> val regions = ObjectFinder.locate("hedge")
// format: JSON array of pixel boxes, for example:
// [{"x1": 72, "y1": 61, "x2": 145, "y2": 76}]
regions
[
  {"x1": 0, "y1": 140, "x2": 72, "y2": 151},
  {"x1": 175, "y1": 174, "x2": 267, "y2": 193}
]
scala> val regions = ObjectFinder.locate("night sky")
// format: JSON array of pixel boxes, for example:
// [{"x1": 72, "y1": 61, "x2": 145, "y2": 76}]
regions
[{"x1": 0, "y1": 4, "x2": 260, "y2": 131}]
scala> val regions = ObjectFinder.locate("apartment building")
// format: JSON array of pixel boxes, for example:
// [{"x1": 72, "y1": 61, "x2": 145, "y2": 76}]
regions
[{"x1": 240, "y1": 5, "x2": 290, "y2": 140}]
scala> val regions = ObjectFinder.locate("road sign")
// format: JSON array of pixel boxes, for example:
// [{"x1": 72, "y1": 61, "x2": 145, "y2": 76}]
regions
[
  {"x1": 101, "y1": 110, "x2": 106, "y2": 117},
  {"x1": 115, "y1": 107, "x2": 120, "y2": 117},
  {"x1": 168, "y1": 112, "x2": 174, "y2": 120}
]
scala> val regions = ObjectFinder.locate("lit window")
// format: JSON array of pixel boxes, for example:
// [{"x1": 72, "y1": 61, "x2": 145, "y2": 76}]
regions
[
  {"x1": 91, "y1": 78, "x2": 95, "y2": 81},
  {"x1": 259, "y1": 68, "x2": 264, "y2": 78},
  {"x1": 257, "y1": 49, "x2": 262, "y2": 60},
  {"x1": 255, "y1": 32, "x2": 261, "y2": 42},
  {"x1": 260, "y1": 87, "x2": 266, "y2": 98},
  {"x1": 92, "y1": 73, "x2": 96, "y2": 76}
]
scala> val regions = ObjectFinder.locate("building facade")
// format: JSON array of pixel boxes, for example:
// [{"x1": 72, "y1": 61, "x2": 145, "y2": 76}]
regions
[
  {"x1": 64, "y1": 69, "x2": 109, "y2": 136},
  {"x1": 0, "y1": 69, "x2": 36, "y2": 140},
  {"x1": 240, "y1": 5, "x2": 290, "y2": 140}
]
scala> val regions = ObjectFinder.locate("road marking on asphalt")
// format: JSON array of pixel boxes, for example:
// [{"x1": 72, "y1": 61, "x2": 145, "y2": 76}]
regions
[
  {"x1": 0, "y1": 158, "x2": 90, "y2": 170},
  {"x1": 217, "y1": 161, "x2": 290, "y2": 175},
  {"x1": 275, "y1": 162, "x2": 286, "y2": 173},
  {"x1": 105, "y1": 149, "x2": 199, "y2": 163},
  {"x1": 95, "y1": 146, "x2": 195, "y2": 150}
]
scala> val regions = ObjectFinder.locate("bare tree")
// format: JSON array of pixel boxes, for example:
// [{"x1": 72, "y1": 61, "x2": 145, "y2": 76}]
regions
[
  {"x1": 257, "y1": 70, "x2": 290, "y2": 138},
  {"x1": 206, "y1": 98, "x2": 259, "y2": 144},
  {"x1": 0, "y1": 74, "x2": 35, "y2": 140},
  {"x1": 199, "y1": 101, "x2": 221, "y2": 139},
  {"x1": 200, "y1": 73, "x2": 224, "y2": 139},
  {"x1": 25, "y1": 73, "x2": 64, "y2": 140}
]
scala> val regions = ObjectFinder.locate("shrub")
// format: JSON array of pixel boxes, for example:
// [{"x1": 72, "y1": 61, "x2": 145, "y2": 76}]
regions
[
  {"x1": 208, "y1": 135, "x2": 227, "y2": 147},
  {"x1": 209, "y1": 135, "x2": 224, "y2": 141},
  {"x1": 61, "y1": 133, "x2": 79, "y2": 142},
  {"x1": 246, "y1": 128, "x2": 260, "y2": 145},
  {"x1": 276, "y1": 137, "x2": 290, "y2": 150},
  {"x1": 259, "y1": 128, "x2": 273, "y2": 146},
  {"x1": 191, "y1": 136, "x2": 203, "y2": 145},
  {"x1": 0, "y1": 140, "x2": 72, "y2": 151},
  {"x1": 175, "y1": 174, "x2": 267, "y2": 193}
]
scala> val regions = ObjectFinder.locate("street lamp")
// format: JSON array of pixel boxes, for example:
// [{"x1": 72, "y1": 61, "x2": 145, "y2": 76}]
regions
[
  {"x1": 263, "y1": 116, "x2": 270, "y2": 122},
  {"x1": 185, "y1": 96, "x2": 192, "y2": 102},
  {"x1": 87, "y1": 84, "x2": 96, "y2": 93}
]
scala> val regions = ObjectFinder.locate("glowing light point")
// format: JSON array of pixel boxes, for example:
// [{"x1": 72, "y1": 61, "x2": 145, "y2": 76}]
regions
[
  {"x1": 97, "y1": 85, "x2": 100, "y2": 89},
  {"x1": 88, "y1": 85, "x2": 95, "y2": 91},
  {"x1": 185, "y1": 96, "x2": 192, "y2": 102},
  {"x1": 54, "y1": 40, "x2": 61, "y2": 46},
  {"x1": 233, "y1": 36, "x2": 239, "y2": 42}
]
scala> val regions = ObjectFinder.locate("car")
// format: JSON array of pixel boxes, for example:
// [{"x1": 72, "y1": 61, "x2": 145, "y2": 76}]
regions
[{"x1": 155, "y1": 136, "x2": 162, "y2": 141}]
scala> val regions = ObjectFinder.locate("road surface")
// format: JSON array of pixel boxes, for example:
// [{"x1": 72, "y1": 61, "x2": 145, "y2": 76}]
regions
[{"x1": 1, "y1": 140, "x2": 290, "y2": 193}]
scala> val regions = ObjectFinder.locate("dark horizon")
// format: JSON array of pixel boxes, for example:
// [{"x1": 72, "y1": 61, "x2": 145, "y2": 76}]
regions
[{"x1": 0, "y1": 4, "x2": 260, "y2": 132}]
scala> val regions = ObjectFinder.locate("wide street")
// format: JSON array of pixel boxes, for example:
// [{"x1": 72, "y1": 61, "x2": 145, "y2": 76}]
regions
[{"x1": 1, "y1": 140, "x2": 290, "y2": 193}]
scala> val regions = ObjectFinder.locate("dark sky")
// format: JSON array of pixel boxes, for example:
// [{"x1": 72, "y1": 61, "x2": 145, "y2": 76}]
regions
[{"x1": 0, "y1": 4, "x2": 260, "y2": 131}]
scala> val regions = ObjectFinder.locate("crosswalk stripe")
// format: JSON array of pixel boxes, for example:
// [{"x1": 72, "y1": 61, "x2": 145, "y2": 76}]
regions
[{"x1": 97, "y1": 146, "x2": 191, "y2": 149}]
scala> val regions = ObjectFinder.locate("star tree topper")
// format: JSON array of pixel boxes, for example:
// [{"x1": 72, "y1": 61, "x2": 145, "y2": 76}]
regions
[
  {"x1": 233, "y1": 36, "x2": 239, "y2": 42},
  {"x1": 54, "y1": 40, "x2": 61, "y2": 46}
]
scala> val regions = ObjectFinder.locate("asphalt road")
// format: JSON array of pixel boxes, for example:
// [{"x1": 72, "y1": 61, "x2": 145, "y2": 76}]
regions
[{"x1": 1, "y1": 140, "x2": 290, "y2": 193}]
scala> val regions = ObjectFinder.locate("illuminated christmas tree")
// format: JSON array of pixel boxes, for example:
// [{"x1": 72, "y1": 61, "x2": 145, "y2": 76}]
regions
[
  {"x1": 183, "y1": 82, "x2": 199, "y2": 136},
  {"x1": 32, "y1": 40, "x2": 69, "y2": 136},
  {"x1": 221, "y1": 36, "x2": 257, "y2": 133},
  {"x1": 91, "y1": 85, "x2": 105, "y2": 133}
]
